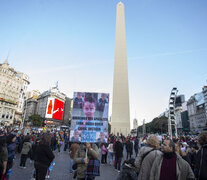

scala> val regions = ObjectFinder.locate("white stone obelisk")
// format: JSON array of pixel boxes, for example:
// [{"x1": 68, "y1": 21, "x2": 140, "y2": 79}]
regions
[{"x1": 111, "y1": 2, "x2": 130, "y2": 136}]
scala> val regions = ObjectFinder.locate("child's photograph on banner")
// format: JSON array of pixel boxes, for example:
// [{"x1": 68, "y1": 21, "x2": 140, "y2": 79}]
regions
[{"x1": 70, "y1": 92, "x2": 109, "y2": 143}]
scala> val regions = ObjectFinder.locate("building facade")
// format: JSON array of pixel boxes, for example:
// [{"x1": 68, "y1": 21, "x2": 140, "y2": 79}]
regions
[
  {"x1": 26, "y1": 90, "x2": 40, "y2": 99},
  {"x1": 36, "y1": 87, "x2": 69, "y2": 126},
  {"x1": 187, "y1": 92, "x2": 207, "y2": 133},
  {"x1": 62, "y1": 97, "x2": 72, "y2": 125},
  {"x1": 0, "y1": 60, "x2": 29, "y2": 125},
  {"x1": 202, "y1": 86, "x2": 207, "y2": 130},
  {"x1": 181, "y1": 111, "x2": 190, "y2": 132},
  {"x1": 23, "y1": 98, "x2": 38, "y2": 125},
  {"x1": 175, "y1": 106, "x2": 183, "y2": 133}
]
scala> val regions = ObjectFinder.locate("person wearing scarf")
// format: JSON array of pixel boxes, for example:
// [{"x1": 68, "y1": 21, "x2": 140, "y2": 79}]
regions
[{"x1": 150, "y1": 139, "x2": 195, "y2": 180}]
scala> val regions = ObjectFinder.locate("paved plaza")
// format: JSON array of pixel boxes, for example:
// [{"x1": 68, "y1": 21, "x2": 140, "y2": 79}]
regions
[{"x1": 10, "y1": 148, "x2": 124, "y2": 180}]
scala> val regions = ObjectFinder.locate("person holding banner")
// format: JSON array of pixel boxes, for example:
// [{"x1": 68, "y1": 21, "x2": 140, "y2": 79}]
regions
[{"x1": 74, "y1": 143, "x2": 99, "y2": 180}]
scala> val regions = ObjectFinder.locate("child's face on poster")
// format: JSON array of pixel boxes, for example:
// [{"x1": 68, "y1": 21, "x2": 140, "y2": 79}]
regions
[
  {"x1": 77, "y1": 92, "x2": 82, "y2": 99},
  {"x1": 83, "y1": 102, "x2": 96, "y2": 118},
  {"x1": 100, "y1": 133, "x2": 105, "y2": 140},
  {"x1": 74, "y1": 131, "x2": 79, "y2": 138}
]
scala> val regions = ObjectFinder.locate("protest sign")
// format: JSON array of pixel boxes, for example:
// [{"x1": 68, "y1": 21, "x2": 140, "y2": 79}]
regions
[{"x1": 70, "y1": 92, "x2": 109, "y2": 143}]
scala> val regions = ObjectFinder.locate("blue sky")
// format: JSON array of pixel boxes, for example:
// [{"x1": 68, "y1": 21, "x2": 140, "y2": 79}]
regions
[{"x1": 0, "y1": 0, "x2": 207, "y2": 127}]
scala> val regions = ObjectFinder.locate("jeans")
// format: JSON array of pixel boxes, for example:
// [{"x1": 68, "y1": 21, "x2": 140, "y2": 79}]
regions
[
  {"x1": 108, "y1": 152, "x2": 114, "y2": 165},
  {"x1": 115, "y1": 156, "x2": 122, "y2": 171},
  {"x1": 135, "y1": 149, "x2": 138, "y2": 157},
  {"x1": 126, "y1": 152, "x2": 132, "y2": 160},
  {"x1": 64, "y1": 143, "x2": 68, "y2": 151},
  {"x1": 70, "y1": 159, "x2": 74, "y2": 173}
]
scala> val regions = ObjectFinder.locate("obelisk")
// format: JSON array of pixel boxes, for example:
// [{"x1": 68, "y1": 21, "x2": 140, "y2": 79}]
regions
[{"x1": 111, "y1": 2, "x2": 130, "y2": 136}]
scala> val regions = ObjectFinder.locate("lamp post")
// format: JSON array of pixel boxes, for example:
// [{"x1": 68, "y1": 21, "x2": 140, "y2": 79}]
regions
[
  {"x1": 142, "y1": 119, "x2": 146, "y2": 135},
  {"x1": 20, "y1": 94, "x2": 27, "y2": 129}
]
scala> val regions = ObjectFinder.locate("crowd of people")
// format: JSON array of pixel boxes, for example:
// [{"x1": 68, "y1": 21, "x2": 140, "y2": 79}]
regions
[
  {"x1": 0, "y1": 127, "x2": 63, "y2": 180},
  {"x1": 70, "y1": 132, "x2": 207, "y2": 180},
  {"x1": 0, "y1": 125, "x2": 207, "y2": 180}
]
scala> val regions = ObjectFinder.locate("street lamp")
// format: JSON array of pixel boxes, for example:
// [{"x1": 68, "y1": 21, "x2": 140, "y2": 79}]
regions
[{"x1": 20, "y1": 94, "x2": 27, "y2": 129}]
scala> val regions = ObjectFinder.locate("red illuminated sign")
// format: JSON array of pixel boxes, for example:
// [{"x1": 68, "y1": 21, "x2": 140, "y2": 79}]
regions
[{"x1": 52, "y1": 99, "x2": 64, "y2": 120}]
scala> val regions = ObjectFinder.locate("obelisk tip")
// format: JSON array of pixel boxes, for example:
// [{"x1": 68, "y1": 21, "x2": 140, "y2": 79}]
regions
[{"x1": 117, "y1": 1, "x2": 124, "y2": 6}]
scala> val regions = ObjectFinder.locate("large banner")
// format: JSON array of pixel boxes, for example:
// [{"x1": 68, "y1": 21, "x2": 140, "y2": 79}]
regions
[
  {"x1": 70, "y1": 92, "x2": 109, "y2": 143},
  {"x1": 45, "y1": 97, "x2": 64, "y2": 120}
]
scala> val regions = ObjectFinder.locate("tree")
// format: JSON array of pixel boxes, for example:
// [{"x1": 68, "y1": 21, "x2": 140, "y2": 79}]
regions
[
  {"x1": 137, "y1": 116, "x2": 168, "y2": 134},
  {"x1": 29, "y1": 114, "x2": 44, "y2": 127}
]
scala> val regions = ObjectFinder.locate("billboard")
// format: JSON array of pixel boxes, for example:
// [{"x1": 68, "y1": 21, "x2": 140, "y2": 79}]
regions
[
  {"x1": 45, "y1": 97, "x2": 64, "y2": 120},
  {"x1": 70, "y1": 92, "x2": 109, "y2": 143}
]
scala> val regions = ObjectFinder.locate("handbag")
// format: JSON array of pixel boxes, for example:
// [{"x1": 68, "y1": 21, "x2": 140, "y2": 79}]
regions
[
  {"x1": 72, "y1": 163, "x2": 77, "y2": 170},
  {"x1": 85, "y1": 158, "x2": 100, "y2": 176}
]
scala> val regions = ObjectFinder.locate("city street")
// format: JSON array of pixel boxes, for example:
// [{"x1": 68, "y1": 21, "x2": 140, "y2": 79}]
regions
[{"x1": 10, "y1": 147, "x2": 122, "y2": 180}]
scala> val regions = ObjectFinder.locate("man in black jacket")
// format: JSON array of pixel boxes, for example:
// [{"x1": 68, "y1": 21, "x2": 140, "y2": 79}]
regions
[
  {"x1": 126, "y1": 140, "x2": 133, "y2": 160},
  {"x1": 34, "y1": 134, "x2": 55, "y2": 180},
  {"x1": 195, "y1": 132, "x2": 207, "y2": 180},
  {"x1": 115, "y1": 138, "x2": 123, "y2": 172}
]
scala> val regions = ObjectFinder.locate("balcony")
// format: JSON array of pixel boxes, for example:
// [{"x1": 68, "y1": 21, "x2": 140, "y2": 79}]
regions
[{"x1": 0, "y1": 97, "x2": 18, "y2": 105}]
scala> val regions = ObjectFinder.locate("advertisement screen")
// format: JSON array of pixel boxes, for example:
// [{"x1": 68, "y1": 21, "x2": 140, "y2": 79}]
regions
[
  {"x1": 53, "y1": 99, "x2": 64, "y2": 120},
  {"x1": 70, "y1": 92, "x2": 109, "y2": 143},
  {"x1": 45, "y1": 97, "x2": 64, "y2": 120},
  {"x1": 45, "y1": 98, "x2": 55, "y2": 119}
]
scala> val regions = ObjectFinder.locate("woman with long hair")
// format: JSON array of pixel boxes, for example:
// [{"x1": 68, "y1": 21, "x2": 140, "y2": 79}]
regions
[
  {"x1": 135, "y1": 135, "x2": 162, "y2": 180},
  {"x1": 34, "y1": 133, "x2": 55, "y2": 180}
]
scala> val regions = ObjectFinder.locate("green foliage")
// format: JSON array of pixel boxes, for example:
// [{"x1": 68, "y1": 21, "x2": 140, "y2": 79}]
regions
[
  {"x1": 138, "y1": 116, "x2": 168, "y2": 134},
  {"x1": 29, "y1": 114, "x2": 43, "y2": 127}
]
